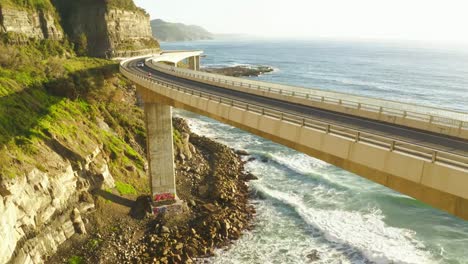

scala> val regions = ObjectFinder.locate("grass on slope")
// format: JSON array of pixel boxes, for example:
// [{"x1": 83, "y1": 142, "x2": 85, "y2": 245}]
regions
[{"x1": 0, "y1": 41, "x2": 148, "y2": 193}]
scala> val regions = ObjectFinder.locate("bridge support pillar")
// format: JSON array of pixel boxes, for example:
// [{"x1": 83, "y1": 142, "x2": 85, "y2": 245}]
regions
[
  {"x1": 144, "y1": 101, "x2": 177, "y2": 205},
  {"x1": 188, "y1": 56, "x2": 200, "y2": 71}
]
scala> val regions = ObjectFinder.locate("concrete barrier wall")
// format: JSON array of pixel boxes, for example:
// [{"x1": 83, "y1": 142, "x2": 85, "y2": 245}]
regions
[
  {"x1": 122, "y1": 66, "x2": 468, "y2": 220},
  {"x1": 148, "y1": 62, "x2": 468, "y2": 140}
]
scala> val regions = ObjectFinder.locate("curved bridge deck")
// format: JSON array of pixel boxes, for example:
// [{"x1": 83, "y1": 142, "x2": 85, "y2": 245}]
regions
[{"x1": 120, "y1": 53, "x2": 468, "y2": 220}]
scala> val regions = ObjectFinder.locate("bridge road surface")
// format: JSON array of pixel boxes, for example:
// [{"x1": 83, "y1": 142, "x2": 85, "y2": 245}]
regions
[{"x1": 124, "y1": 58, "x2": 468, "y2": 158}]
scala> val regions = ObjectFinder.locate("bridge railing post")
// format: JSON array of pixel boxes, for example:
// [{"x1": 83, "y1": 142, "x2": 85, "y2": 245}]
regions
[{"x1": 390, "y1": 141, "x2": 396, "y2": 151}]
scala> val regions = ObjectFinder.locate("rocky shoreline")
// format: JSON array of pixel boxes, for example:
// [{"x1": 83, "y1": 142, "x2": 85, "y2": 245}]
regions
[
  {"x1": 202, "y1": 65, "x2": 274, "y2": 77},
  {"x1": 46, "y1": 118, "x2": 256, "y2": 264}
]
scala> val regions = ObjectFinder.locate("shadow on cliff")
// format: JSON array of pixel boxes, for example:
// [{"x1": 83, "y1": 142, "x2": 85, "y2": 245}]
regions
[
  {"x1": 52, "y1": 0, "x2": 113, "y2": 58},
  {"x1": 0, "y1": 63, "x2": 118, "y2": 149}
]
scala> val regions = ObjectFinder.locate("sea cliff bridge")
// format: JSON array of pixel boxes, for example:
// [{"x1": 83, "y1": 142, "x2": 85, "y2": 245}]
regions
[{"x1": 120, "y1": 50, "x2": 468, "y2": 220}]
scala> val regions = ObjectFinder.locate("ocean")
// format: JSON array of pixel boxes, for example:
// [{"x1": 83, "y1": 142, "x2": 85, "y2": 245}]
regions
[{"x1": 160, "y1": 39, "x2": 468, "y2": 264}]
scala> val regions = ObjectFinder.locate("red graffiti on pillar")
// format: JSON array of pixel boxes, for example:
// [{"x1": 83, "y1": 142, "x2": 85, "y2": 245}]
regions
[{"x1": 154, "y1": 193, "x2": 175, "y2": 202}]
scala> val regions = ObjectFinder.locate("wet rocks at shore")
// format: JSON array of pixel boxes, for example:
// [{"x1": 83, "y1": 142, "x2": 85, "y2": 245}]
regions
[
  {"x1": 202, "y1": 65, "x2": 274, "y2": 77},
  {"x1": 47, "y1": 118, "x2": 257, "y2": 264},
  {"x1": 116, "y1": 118, "x2": 257, "y2": 263},
  {"x1": 306, "y1": 250, "x2": 321, "y2": 262},
  {"x1": 235, "y1": 149, "x2": 249, "y2": 156}
]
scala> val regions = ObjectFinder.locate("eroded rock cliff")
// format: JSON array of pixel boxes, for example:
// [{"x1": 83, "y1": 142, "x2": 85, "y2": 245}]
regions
[
  {"x1": 0, "y1": 146, "x2": 114, "y2": 264},
  {"x1": 0, "y1": 0, "x2": 159, "y2": 57},
  {"x1": 53, "y1": 0, "x2": 160, "y2": 57},
  {"x1": 0, "y1": 6, "x2": 63, "y2": 42}
]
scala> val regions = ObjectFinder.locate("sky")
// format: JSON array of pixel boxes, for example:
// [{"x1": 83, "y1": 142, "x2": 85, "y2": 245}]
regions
[{"x1": 134, "y1": 0, "x2": 468, "y2": 44}]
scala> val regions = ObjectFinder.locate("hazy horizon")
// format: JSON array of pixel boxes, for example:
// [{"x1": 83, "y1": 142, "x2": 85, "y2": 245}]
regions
[{"x1": 135, "y1": 0, "x2": 468, "y2": 45}]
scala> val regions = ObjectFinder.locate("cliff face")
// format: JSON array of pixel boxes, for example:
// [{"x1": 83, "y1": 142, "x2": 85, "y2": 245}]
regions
[
  {"x1": 0, "y1": 0, "x2": 159, "y2": 57},
  {"x1": 54, "y1": 0, "x2": 159, "y2": 58},
  {"x1": 0, "y1": 7, "x2": 63, "y2": 42},
  {"x1": 106, "y1": 9, "x2": 156, "y2": 52},
  {"x1": 0, "y1": 147, "x2": 114, "y2": 264}
]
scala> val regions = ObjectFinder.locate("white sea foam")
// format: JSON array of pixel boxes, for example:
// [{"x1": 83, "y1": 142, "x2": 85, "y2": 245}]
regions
[
  {"x1": 268, "y1": 152, "x2": 329, "y2": 174},
  {"x1": 255, "y1": 185, "x2": 435, "y2": 264},
  {"x1": 210, "y1": 198, "x2": 359, "y2": 264}
]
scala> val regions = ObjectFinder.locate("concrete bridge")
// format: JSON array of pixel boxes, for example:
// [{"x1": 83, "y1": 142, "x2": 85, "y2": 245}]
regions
[{"x1": 120, "y1": 51, "x2": 468, "y2": 220}]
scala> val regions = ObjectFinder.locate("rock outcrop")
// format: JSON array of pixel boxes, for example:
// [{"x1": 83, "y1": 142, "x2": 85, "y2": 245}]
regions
[
  {"x1": 0, "y1": 145, "x2": 115, "y2": 264},
  {"x1": 0, "y1": 7, "x2": 63, "y2": 42},
  {"x1": 203, "y1": 65, "x2": 275, "y2": 77}
]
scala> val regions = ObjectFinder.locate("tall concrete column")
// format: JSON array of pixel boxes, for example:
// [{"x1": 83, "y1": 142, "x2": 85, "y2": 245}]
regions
[
  {"x1": 195, "y1": 55, "x2": 200, "y2": 71},
  {"x1": 188, "y1": 56, "x2": 200, "y2": 71},
  {"x1": 188, "y1": 56, "x2": 195, "y2": 70},
  {"x1": 144, "y1": 102, "x2": 177, "y2": 202}
]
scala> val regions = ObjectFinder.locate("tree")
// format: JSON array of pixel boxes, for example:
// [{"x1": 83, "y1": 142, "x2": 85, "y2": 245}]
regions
[{"x1": 75, "y1": 33, "x2": 88, "y2": 56}]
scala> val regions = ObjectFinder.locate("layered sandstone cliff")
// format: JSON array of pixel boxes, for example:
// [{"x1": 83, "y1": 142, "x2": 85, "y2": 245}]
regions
[
  {"x1": 54, "y1": 0, "x2": 160, "y2": 57},
  {"x1": 0, "y1": 0, "x2": 159, "y2": 57},
  {"x1": 0, "y1": 6, "x2": 63, "y2": 42},
  {"x1": 0, "y1": 146, "x2": 115, "y2": 264}
]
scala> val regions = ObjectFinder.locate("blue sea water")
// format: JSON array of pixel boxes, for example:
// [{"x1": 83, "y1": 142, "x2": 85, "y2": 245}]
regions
[{"x1": 161, "y1": 40, "x2": 468, "y2": 264}]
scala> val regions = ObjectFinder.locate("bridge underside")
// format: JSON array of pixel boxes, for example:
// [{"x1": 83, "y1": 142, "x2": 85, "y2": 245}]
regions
[
  {"x1": 136, "y1": 84, "x2": 468, "y2": 220},
  {"x1": 147, "y1": 51, "x2": 202, "y2": 70}
]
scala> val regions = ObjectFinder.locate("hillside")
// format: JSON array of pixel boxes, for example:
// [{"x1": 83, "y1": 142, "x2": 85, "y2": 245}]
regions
[
  {"x1": 151, "y1": 19, "x2": 213, "y2": 42},
  {"x1": 0, "y1": 39, "x2": 150, "y2": 263}
]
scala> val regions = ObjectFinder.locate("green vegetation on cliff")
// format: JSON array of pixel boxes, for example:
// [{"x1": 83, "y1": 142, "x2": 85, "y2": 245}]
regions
[
  {"x1": 0, "y1": 0, "x2": 54, "y2": 10},
  {"x1": 106, "y1": 0, "x2": 139, "y2": 11},
  {"x1": 0, "y1": 41, "x2": 147, "y2": 191},
  {"x1": 52, "y1": 0, "x2": 143, "y2": 17}
]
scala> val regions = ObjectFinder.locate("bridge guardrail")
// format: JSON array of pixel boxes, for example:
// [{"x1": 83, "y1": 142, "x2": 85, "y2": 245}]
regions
[
  {"x1": 120, "y1": 62, "x2": 468, "y2": 171},
  {"x1": 148, "y1": 61, "x2": 468, "y2": 139}
]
